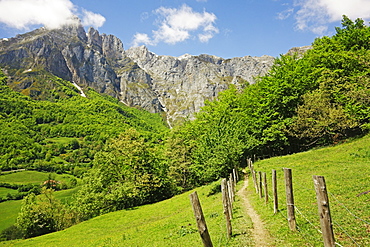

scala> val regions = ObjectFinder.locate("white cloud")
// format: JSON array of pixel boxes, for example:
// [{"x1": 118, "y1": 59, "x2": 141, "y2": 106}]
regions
[
  {"x1": 0, "y1": 0, "x2": 105, "y2": 30},
  {"x1": 277, "y1": 8, "x2": 294, "y2": 20},
  {"x1": 294, "y1": 0, "x2": 370, "y2": 34},
  {"x1": 132, "y1": 4, "x2": 218, "y2": 47},
  {"x1": 198, "y1": 33, "x2": 213, "y2": 43},
  {"x1": 81, "y1": 9, "x2": 106, "y2": 29},
  {"x1": 132, "y1": 33, "x2": 154, "y2": 47}
]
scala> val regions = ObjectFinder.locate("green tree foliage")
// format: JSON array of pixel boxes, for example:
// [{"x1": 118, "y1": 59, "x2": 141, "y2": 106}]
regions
[
  {"x1": 2, "y1": 16, "x2": 370, "y2": 235},
  {"x1": 168, "y1": 16, "x2": 370, "y2": 188},
  {"x1": 166, "y1": 85, "x2": 263, "y2": 186},
  {"x1": 289, "y1": 89, "x2": 359, "y2": 144},
  {"x1": 74, "y1": 129, "x2": 176, "y2": 220},
  {"x1": 0, "y1": 69, "x2": 168, "y2": 172},
  {"x1": 16, "y1": 188, "x2": 78, "y2": 238}
]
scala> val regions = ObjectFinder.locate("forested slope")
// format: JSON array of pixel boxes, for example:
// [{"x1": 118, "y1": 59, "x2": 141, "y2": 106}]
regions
[
  {"x1": 0, "y1": 69, "x2": 168, "y2": 172},
  {"x1": 166, "y1": 16, "x2": 370, "y2": 188},
  {"x1": 1, "y1": 16, "x2": 369, "y2": 242}
]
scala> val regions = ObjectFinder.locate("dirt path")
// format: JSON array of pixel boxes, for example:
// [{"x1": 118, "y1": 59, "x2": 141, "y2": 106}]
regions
[{"x1": 237, "y1": 174, "x2": 272, "y2": 247}]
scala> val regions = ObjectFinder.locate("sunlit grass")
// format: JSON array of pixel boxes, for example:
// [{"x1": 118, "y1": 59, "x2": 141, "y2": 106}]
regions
[
  {"x1": 249, "y1": 135, "x2": 370, "y2": 246},
  {"x1": 0, "y1": 171, "x2": 76, "y2": 185},
  {"x1": 0, "y1": 188, "x2": 17, "y2": 198},
  {"x1": 1, "y1": 181, "x2": 255, "y2": 247},
  {"x1": 0, "y1": 200, "x2": 22, "y2": 232}
]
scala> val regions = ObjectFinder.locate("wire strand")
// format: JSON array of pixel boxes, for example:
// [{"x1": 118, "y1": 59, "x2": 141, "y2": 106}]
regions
[
  {"x1": 295, "y1": 206, "x2": 322, "y2": 234},
  {"x1": 294, "y1": 181, "x2": 316, "y2": 191},
  {"x1": 333, "y1": 220, "x2": 361, "y2": 247},
  {"x1": 329, "y1": 191, "x2": 370, "y2": 225},
  {"x1": 295, "y1": 224, "x2": 316, "y2": 247}
]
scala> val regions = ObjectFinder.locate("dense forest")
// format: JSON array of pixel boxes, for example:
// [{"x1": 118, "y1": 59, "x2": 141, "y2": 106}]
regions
[
  {"x1": 0, "y1": 70, "x2": 168, "y2": 173},
  {"x1": 1, "y1": 16, "x2": 369, "y2": 240},
  {"x1": 167, "y1": 16, "x2": 370, "y2": 188}
]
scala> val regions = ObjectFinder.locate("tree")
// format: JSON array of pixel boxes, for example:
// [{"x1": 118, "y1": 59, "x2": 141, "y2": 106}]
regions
[
  {"x1": 289, "y1": 89, "x2": 359, "y2": 145},
  {"x1": 16, "y1": 188, "x2": 77, "y2": 238},
  {"x1": 74, "y1": 129, "x2": 176, "y2": 220}
]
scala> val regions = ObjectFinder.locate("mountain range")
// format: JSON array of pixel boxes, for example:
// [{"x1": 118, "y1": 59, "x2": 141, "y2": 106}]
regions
[{"x1": 0, "y1": 21, "x2": 281, "y2": 126}]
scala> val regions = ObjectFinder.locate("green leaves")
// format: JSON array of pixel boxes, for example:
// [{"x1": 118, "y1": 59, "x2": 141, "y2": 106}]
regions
[
  {"x1": 289, "y1": 90, "x2": 359, "y2": 143},
  {"x1": 0, "y1": 70, "x2": 168, "y2": 171},
  {"x1": 74, "y1": 129, "x2": 176, "y2": 220},
  {"x1": 16, "y1": 188, "x2": 77, "y2": 238},
  {"x1": 168, "y1": 16, "x2": 370, "y2": 187}
]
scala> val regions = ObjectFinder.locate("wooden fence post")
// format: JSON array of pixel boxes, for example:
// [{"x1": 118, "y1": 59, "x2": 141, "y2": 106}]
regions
[
  {"x1": 258, "y1": 171, "x2": 263, "y2": 198},
  {"x1": 190, "y1": 191, "x2": 213, "y2": 247},
  {"x1": 272, "y1": 169, "x2": 278, "y2": 214},
  {"x1": 263, "y1": 172, "x2": 268, "y2": 204},
  {"x1": 283, "y1": 168, "x2": 296, "y2": 231},
  {"x1": 251, "y1": 165, "x2": 258, "y2": 194},
  {"x1": 313, "y1": 175, "x2": 335, "y2": 247},
  {"x1": 227, "y1": 179, "x2": 234, "y2": 219},
  {"x1": 221, "y1": 179, "x2": 232, "y2": 238},
  {"x1": 229, "y1": 173, "x2": 235, "y2": 201},
  {"x1": 233, "y1": 169, "x2": 238, "y2": 184},
  {"x1": 227, "y1": 180, "x2": 233, "y2": 219},
  {"x1": 234, "y1": 168, "x2": 239, "y2": 183}
]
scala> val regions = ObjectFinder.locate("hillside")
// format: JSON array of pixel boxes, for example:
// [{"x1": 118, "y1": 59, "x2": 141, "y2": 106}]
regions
[
  {"x1": 249, "y1": 134, "x2": 370, "y2": 246},
  {"x1": 1, "y1": 133, "x2": 369, "y2": 246},
  {"x1": 0, "y1": 69, "x2": 168, "y2": 172},
  {"x1": 0, "y1": 21, "x2": 274, "y2": 125},
  {"x1": 1, "y1": 180, "x2": 255, "y2": 247},
  {"x1": 1, "y1": 15, "x2": 370, "y2": 245}
]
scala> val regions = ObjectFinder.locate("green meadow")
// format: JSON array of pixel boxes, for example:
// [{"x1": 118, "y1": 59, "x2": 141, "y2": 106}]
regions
[
  {"x1": 1, "y1": 135, "x2": 369, "y2": 246},
  {"x1": 1, "y1": 181, "x2": 254, "y2": 247},
  {"x1": 0, "y1": 188, "x2": 80, "y2": 233},
  {"x1": 0, "y1": 188, "x2": 17, "y2": 198},
  {"x1": 0, "y1": 171, "x2": 77, "y2": 185},
  {"x1": 0, "y1": 171, "x2": 80, "y2": 232},
  {"x1": 249, "y1": 135, "x2": 370, "y2": 246}
]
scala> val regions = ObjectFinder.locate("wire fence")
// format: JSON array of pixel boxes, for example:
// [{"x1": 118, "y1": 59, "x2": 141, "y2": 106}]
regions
[{"x1": 247, "y1": 159, "x2": 369, "y2": 247}]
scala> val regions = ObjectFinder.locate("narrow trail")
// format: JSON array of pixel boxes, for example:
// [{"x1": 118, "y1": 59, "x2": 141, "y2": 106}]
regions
[{"x1": 237, "y1": 174, "x2": 272, "y2": 247}]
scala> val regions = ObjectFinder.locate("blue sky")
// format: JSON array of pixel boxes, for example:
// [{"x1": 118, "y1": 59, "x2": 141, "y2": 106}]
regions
[{"x1": 1, "y1": 0, "x2": 370, "y2": 58}]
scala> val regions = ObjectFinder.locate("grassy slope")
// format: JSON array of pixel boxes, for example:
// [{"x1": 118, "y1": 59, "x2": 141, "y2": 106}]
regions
[
  {"x1": 1, "y1": 135, "x2": 369, "y2": 246},
  {"x1": 249, "y1": 135, "x2": 370, "y2": 246},
  {"x1": 0, "y1": 171, "x2": 77, "y2": 185},
  {"x1": 1, "y1": 182, "x2": 254, "y2": 247},
  {"x1": 0, "y1": 188, "x2": 17, "y2": 198},
  {"x1": 0, "y1": 201, "x2": 22, "y2": 233},
  {"x1": 0, "y1": 171, "x2": 81, "y2": 232}
]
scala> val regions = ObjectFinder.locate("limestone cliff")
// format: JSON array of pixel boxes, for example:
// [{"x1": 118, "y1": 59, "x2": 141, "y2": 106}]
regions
[
  {"x1": 123, "y1": 46, "x2": 274, "y2": 125},
  {"x1": 0, "y1": 23, "x2": 276, "y2": 126}
]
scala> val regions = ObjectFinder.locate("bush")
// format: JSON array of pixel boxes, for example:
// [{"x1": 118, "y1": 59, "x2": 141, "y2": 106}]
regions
[
  {"x1": 0, "y1": 225, "x2": 23, "y2": 241},
  {"x1": 16, "y1": 188, "x2": 79, "y2": 238}
]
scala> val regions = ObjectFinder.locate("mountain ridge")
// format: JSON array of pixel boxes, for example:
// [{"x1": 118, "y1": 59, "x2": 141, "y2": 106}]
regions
[{"x1": 0, "y1": 23, "x2": 290, "y2": 125}]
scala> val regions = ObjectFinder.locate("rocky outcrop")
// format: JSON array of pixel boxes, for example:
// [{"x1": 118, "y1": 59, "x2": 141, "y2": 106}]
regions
[
  {"x1": 0, "y1": 23, "x2": 120, "y2": 97},
  {"x1": 123, "y1": 46, "x2": 274, "y2": 124},
  {"x1": 286, "y1": 46, "x2": 312, "y2": 58},
  {"x1": 0, "y1": 22, "x2": 276, "y2": 126}
]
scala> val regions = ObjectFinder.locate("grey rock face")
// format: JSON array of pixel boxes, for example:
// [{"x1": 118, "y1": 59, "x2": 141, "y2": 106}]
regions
[
  {"x1": 286, "y1": 46, "x2": 312, "y2": 58},
  {"x1": 123, "y1": 46, "x2": 274, "y2": 125},
  {"x1": 0, "y1": 23, "x2": 276, "y2": 126},
  {"x1": 0, "y1": 23, "x2": 120, "y2": 97}
]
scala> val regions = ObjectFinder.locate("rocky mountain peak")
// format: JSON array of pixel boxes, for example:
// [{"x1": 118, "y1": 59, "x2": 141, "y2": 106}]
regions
[
  {"x1": 0, "y1": 26, "x2": 278, "y2": 126},
  {"x1": 87, "y1": 27, "x2": 103, "y2": 52},
  {"x1": 121, "y1": 46, "x2": 275, "y2": 125}
]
